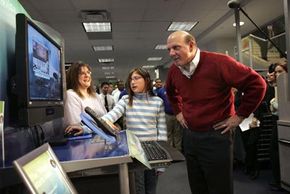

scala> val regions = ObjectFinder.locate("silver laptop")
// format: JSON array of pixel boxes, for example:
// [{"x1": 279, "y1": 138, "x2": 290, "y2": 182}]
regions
[{"x1": 13, "y1": 143, "x2": 77, "y2": 194}]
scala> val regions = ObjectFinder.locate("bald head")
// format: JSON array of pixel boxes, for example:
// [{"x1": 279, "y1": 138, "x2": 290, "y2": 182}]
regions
[
  {"x1": 167, "y1": 31, "x2": 196, "y2": 44},
  {"x1": 167, "y1": 31, "x2": 197, "y2": 67}
]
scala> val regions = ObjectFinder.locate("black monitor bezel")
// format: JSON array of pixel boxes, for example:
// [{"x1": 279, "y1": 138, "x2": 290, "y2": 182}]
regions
[{"x1": 15, "y1": 13, "x2": 64, "y2": 108}]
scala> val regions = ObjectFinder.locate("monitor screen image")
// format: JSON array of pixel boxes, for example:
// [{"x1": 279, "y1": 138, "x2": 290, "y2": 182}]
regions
[
  {"x1": 13, "y1": 143, "x2": 77, "y2": 194},
  {"x1": 28, "y1": 23, "x2": 62, "y2": 101}
]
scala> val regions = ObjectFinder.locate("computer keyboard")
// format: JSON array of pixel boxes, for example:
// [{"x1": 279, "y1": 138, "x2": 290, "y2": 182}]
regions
[{"x1": 141, "y1": 141, "x2": 169, "y2": 161}]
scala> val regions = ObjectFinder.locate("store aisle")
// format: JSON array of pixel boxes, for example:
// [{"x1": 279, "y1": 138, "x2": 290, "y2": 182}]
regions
[{"x1": 157, "y1": 161, "x2": 289, "y2": 194}]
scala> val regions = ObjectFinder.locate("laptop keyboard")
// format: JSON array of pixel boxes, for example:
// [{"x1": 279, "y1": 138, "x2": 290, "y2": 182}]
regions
[{"x1": 141, "y1": 141, "x2": 169, "y2": 161}]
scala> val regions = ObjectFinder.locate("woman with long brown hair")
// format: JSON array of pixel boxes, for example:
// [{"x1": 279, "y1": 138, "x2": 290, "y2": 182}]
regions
[{"x1": 64, "y1": 61, "x2": 106, "y2": 135}]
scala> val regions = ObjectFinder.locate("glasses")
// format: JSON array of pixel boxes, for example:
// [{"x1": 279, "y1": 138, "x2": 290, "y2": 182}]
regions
[
  {"x1": 130, "y1": 75, "x2": 143, "y2": 81},
  {"x1": 79, "y1": 71, "x2": 92, "y2": 76}
]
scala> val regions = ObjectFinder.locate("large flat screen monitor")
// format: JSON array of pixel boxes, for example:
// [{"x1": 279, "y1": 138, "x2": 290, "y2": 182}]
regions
[
  {"x1": 13, "y1": 143, "x2": 77, "y2": 194},
  {"x1": 28, "y1": 23, "x2": 62, "y2": 101},
  {"x1": 10, "y1": 13, "x2": 64, "y2": 126}
]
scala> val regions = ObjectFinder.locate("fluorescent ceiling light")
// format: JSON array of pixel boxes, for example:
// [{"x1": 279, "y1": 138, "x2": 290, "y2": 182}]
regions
[
  {"x1": 167, "y1": 21, "x2": 199, "y2": 31},
  {"x1": 233, "y1": 21, "x2": 245, "y2": 27},
  {"x1": 93, "y1": 45, "x2": 113, "y2": 51},
  {"x1": 154, "y1": 44, "x2": 167, "y2": 50},
  {"x1": 147, "y1": 57, "x2": 162, "y2": 61},
  {"x1": 83, "y1": 22, "x2": 111, "y2": 32},
  {"x1": 102, "y1": 66, "x2": 115, "y2": 70},
  {"x1": 106, "y1": 75, "x2": 116, "y2": 79},
  {"x1": 142, "y1": 65, "x2": 155, "y2": 69},
  {"x1": 98, "y1": 58, "x2": 114, "y2": 63}
]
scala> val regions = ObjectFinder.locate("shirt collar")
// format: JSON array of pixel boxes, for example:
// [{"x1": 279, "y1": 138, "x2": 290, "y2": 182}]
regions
[{"x1": 178, "y1": 48, "x2": 200, "y2": 78}]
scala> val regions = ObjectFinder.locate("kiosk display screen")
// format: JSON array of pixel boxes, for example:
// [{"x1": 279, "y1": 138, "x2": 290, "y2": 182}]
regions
[{"x1": 13, "y1": 143, "x2": 77, "y2": 194}]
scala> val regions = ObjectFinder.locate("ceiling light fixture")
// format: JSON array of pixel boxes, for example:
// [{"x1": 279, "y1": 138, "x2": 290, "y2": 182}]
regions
[
  {"x1": 106, "y1": 75, "x2": 116, "y2": 79},
  {"x1": 83, "y1": 22, "x2": 111, "y2": 32},
  {"x1": 93, "y1": 45, "x2": 113, "y2": 51},
  {"x1": 142, "y1": 65, "x2": 155, "y2": 69},
  {"x1": 154, "y1": 44, "x2": 167, "y2": 50},
  {"x1": 167, "y1": 21, "x2": 199, "y2": 31},
  {"x1": 233, "y1": 21, "x2": 245, "y2": 27},
  {"x1": 147, "y1": 57, "x2": 162, "y2": 61},
  {"x1": 98, "y1": 58, "x2": 114, "y2": 63},
  {"x1": 102, "y1": 66, "x2": 115, "y2": 70}
]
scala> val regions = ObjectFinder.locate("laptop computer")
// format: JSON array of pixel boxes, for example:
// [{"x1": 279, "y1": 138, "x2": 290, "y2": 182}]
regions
[
  {"x1": 126, "y1": 130, "x2": 172, "y2": 169},
  {"x1": 13, "y1": 143, "x2": 77, "y2": 194}
]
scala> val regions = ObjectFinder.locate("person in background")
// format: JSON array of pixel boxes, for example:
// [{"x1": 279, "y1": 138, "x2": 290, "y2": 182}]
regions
[
  {"x1": 269, "y1": 62, "x2": 288, "y2": 191},
  {"x1": 112, "y1": 80, "x2": 125, "y2": 103},
  {"x1": 118, "y1": 81, "x2": 128, "y2": 100},
  {"x1": 270, "y1": 63, "x2": 288, "y2": 115},
  {"x1": 263, "y1": 63, "x2": 277, "y2": 111},
  {"x1": 102, "y1": 67, "x2": 167, "y2": 194},
  {"x1": 274, "y1": 63, "x2": 288, "y2": 76},
  {"x1": 153, "y1": 78, "x2": 163, "y2": 94},
  {"x1": 64, "y1": 62, "x2": 107, "y2": 135},
  {"x1": 99, "y1": 82, "x2": 115, "y2": 112},
  {"x1": 266, "y1": 63, "x2": 278, "y2": 87},
  {"x1": 107, "y1": 82, "x2": 114, "y2": 95},
  {"x1": 166, "y1": 30, "x2": 266, "y2": 194},
  {"x1": 155, "y1": 78, "x2": 182, "y2": 151}
]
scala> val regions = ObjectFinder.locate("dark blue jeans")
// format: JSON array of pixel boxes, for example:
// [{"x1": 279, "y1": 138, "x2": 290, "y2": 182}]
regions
[
  {"x1": 135, "y1": 169, "x2": 158, "y2": 194},
  {"x1": 183, "y1": 128, "x2": 233, "y2": 194}
]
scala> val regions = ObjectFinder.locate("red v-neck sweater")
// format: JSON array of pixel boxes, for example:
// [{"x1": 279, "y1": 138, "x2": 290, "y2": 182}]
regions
[{"x1": 166, "y1": 51, "x2": 266, "y2": 131}]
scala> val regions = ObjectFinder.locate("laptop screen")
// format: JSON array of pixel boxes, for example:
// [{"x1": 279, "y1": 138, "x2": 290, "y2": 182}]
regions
[{"x1": 13, "y1": 143, "x2": 77, "y2": 194}]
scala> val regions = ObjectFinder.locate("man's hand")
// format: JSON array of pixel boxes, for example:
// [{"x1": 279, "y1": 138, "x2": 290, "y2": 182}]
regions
[
  {"x1": 213, "y1": 115, "x2": 244, "y2": 134},
  {"x1": 176, "y1": 112, "x2": 188, "y2": 129}
]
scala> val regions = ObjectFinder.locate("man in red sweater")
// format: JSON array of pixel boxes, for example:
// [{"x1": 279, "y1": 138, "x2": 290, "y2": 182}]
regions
[{"x1": 166, "y1": 31, "x2": 266, "y2": 194}]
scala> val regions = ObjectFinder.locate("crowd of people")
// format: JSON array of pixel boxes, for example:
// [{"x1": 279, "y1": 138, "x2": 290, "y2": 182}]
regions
[{"x1": 62, "y1": 30, "x2": 289, "y2": 194}]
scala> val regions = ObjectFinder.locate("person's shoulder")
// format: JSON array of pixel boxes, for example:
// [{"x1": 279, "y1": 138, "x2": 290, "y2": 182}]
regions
[
  {"x1": 94, "y1": 92, "x2": 102, "y2": 98},
  {"x1": 201, "y1": 50, "x2": 230, "y2": 59},
  {"x1": 66, "y1": 89, "x2": 77, "y2": 97},
  {"x1": 66, "y1": 89, "x2": 82, "y2": 102},
  {"x1": 107, "y1": 94, "x2": 114, "y2": 99},
  {"x1": 156, "y1": 87, "x2": 165, "y2": 95},
  {"x1": 120, "y1": 94, "x2": 129, "y2": 101},
  {"x1": 151, "y1": 95, "x2": 163, "y2": 103},
  {"x1": 201, "y1": 50, "x2": 237, "y2": 67}
]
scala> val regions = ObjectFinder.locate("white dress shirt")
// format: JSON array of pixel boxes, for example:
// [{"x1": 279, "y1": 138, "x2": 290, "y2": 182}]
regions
[
  {"x1": 178, "y1": 48, "x2": 200, "y2": 79},
  {"x1": 99, "y1": 93, "x2": 115, "y2": 111}
]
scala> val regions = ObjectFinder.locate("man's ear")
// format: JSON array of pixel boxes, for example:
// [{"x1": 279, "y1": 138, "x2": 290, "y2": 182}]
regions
[{"x1": 189, "y1": 41, "x2": 195, "y2": 52}]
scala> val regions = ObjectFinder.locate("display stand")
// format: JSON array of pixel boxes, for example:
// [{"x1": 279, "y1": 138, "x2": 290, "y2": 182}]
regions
[
  {"x1": 52, "y1": 131, "x2": 132, "y2": 194},
  {"x1": 52, "y1": 130, "x2": 184, "y2": 194},
  {"x1": 0, "y1": 129, "x2": 184, "y2": 194}
]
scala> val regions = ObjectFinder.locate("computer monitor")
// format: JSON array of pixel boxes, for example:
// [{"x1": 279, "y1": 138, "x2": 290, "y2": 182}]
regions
[
  {"x1": 13, "y1": 143, "x2": 77, "y2": 194},
  {"x1": 9, "y1": 13, "x2": 64, "y2": 127}
]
